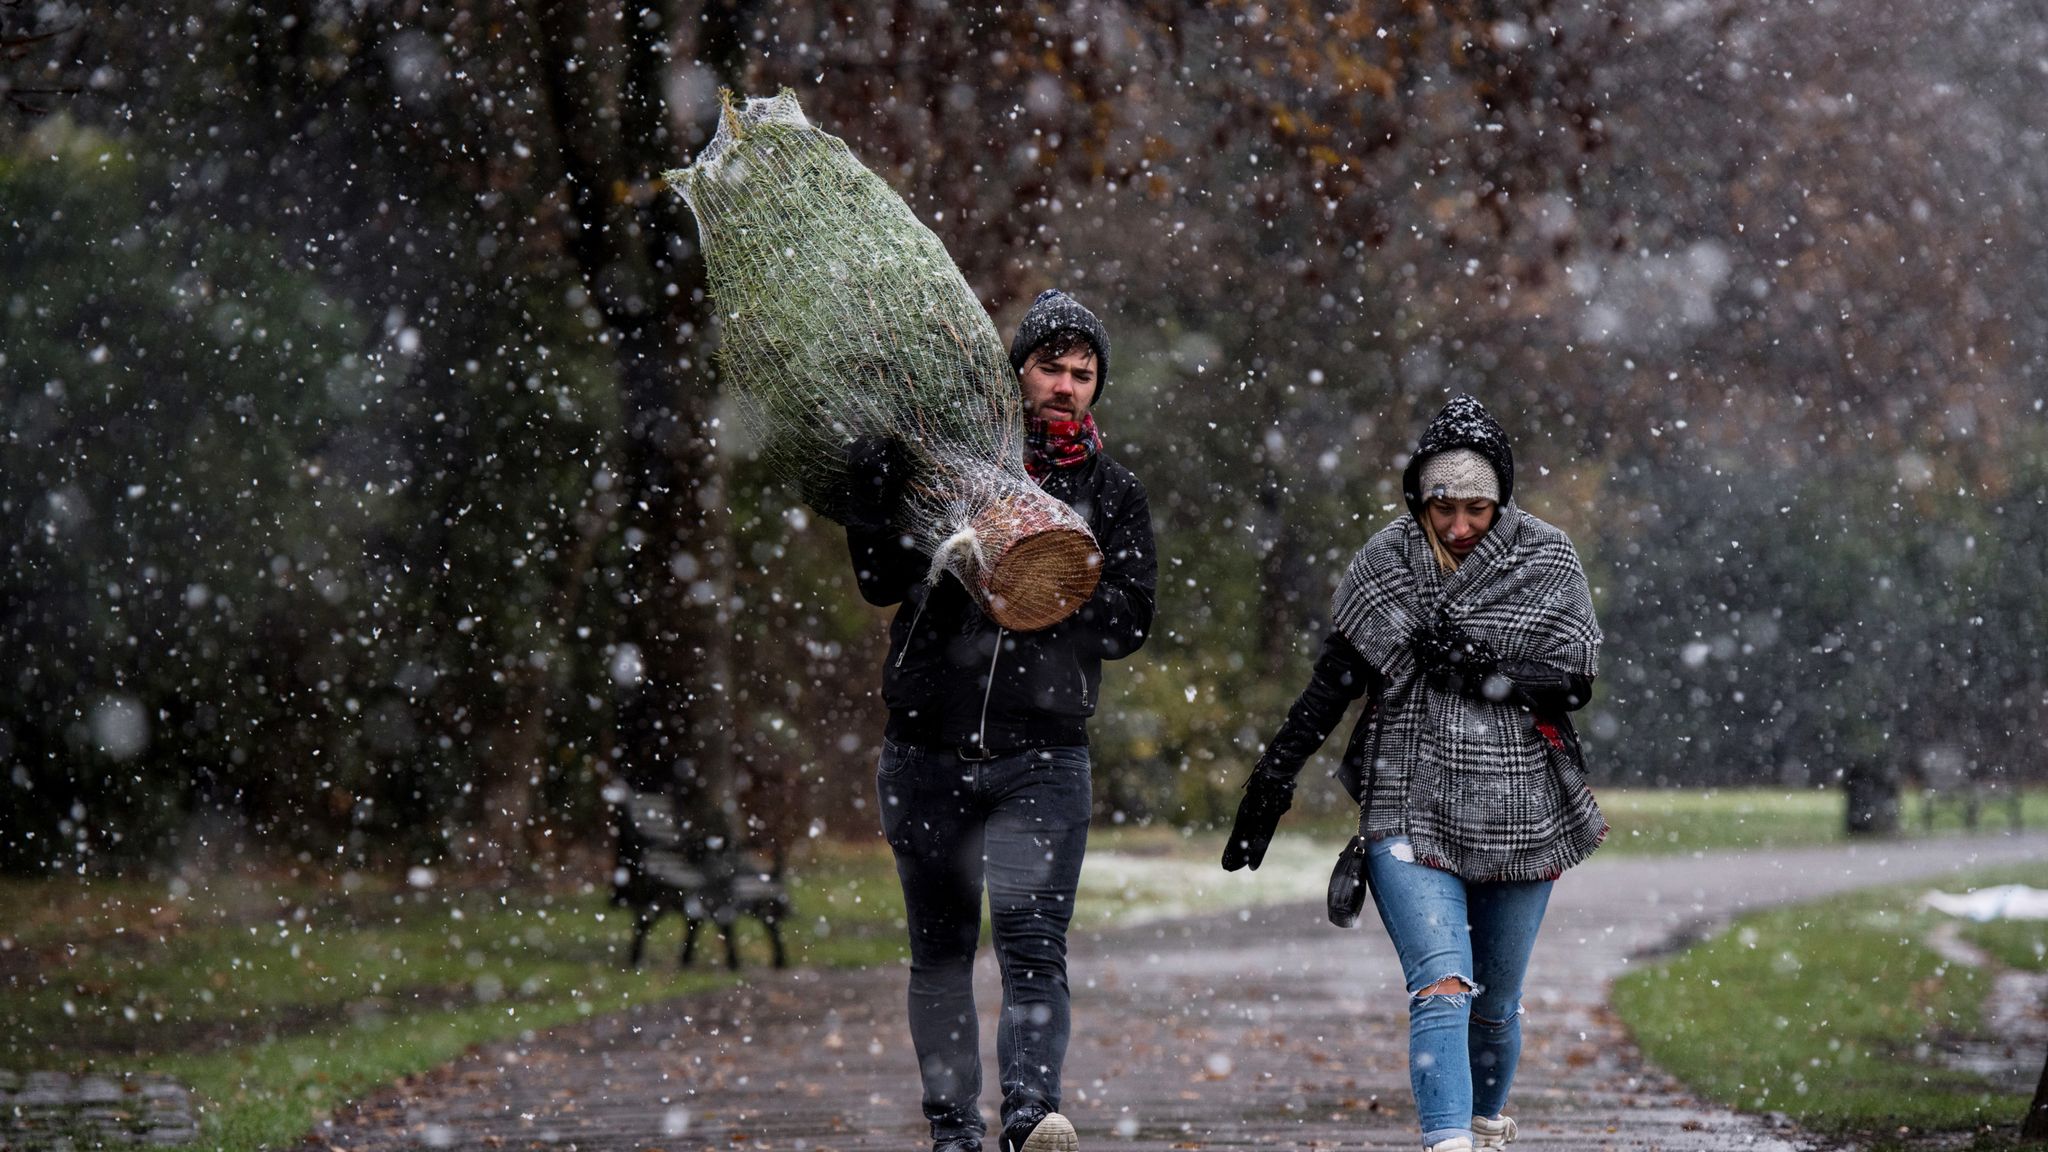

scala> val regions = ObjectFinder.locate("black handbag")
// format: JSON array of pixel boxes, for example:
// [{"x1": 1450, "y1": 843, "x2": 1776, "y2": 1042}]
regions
[
  {"x1": 1326, "y1": 834, "x2": 1370, "y2": 928},
  {"x1": 1327, "y1": 675, "x2": 1390, "y2": 928}
]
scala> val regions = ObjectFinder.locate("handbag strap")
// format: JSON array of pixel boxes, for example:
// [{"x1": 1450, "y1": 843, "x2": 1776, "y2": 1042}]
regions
[{"x1": 1353, "y1": 687, "x2": 1389, "y2": 845}]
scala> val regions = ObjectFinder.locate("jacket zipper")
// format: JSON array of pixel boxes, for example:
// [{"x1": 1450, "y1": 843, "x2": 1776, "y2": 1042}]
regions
[{"x1": 893, "y1": 590, "x2": 930, "y2": 669}]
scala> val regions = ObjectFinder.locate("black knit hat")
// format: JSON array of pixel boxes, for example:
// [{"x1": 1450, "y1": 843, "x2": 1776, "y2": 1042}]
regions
[
  {"x1": 1400, "y1": 395, "x2": 1516, "y2": 519},
  {"x1": 1008, "y1": 289, "x2": 1110, "y2": 401}
]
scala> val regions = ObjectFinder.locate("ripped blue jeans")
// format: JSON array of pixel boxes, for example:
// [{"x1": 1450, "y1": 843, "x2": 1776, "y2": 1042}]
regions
[{"x1": 1366, "y1": 836, "x2": 1554, "y2": 1147}]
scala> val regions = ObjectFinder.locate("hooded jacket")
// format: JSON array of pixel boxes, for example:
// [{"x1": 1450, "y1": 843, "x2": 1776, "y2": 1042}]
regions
[{"x1": 1401, "y1": 393, "x2": 1514, "y2": 517}]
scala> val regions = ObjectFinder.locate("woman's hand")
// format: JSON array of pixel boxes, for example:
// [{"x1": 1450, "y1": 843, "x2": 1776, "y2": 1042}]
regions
[
  {"x1": 1413, "y1": 615, "x2": 1506, "y2": 700},
  {"x1": 1221, "y1": 768, "x2": 1295, "y2": 871}
]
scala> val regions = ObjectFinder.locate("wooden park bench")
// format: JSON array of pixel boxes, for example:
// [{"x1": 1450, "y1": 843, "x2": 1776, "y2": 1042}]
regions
[
  {"x1": 607, "y1": 785, "x2": 790, "y2": 970},
  {"x1": 1914, "y1": 748, "x2": 2023, "y2": 833}
]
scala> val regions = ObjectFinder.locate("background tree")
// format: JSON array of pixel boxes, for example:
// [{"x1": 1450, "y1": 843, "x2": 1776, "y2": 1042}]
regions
[{"x1": 7, "y1": 0, "x2": 2048, "y2": 871}]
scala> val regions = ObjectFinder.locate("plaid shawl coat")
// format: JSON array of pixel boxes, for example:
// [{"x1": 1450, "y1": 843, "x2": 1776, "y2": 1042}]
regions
[{"x1": 1330, "y1": 504, "x2": 1606, "y2": 881}]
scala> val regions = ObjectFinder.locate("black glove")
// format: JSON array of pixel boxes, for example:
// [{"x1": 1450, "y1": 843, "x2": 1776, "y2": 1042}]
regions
[
  {"x1": 843, "y1": 435, "x2": 907, "y2": 529},
  {"x1": 1414, "y1": 613, "x2": 1504, "y2": 701},
  {"x1": 1409, "y1": 618, "x2": 1459, "y2": 676},
  {"x1": 1221, "y1": 768, "x2": 1295, "y2": 872}
]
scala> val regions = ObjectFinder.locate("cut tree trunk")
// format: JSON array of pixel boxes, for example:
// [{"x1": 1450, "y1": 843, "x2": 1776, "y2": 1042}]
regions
[{"x1": 962, "y1": 490, "x2": 1102, "y2": 632}]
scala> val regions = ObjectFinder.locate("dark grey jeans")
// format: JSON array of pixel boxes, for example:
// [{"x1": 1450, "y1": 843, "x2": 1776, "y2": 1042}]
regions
[{"x1": 876, "y1": 738, "x2": 1092, "y2": 1146}]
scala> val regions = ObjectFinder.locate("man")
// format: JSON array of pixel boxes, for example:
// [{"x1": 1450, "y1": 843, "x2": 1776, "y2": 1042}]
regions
[{"x1": 844, "y1": 290, "x2": 1157, "y2": 1152}]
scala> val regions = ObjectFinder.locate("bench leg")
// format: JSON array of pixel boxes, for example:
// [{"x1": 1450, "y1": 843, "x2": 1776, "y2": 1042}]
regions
[
  {"x1": 724, "y1": 922, "x2": 742, "y2": 971},
  {"x1": 629, "y1": 912, "x2": 653, "y2": 969},
  {"x1": 766, "y1": 918, "x2": 788, "y2": 970},
  {"x1": 681, "y1": 917, "x2": 701, "y2": 967}
]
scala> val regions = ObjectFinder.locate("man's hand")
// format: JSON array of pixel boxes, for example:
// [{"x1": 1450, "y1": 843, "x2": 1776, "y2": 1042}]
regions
[
  {"x1": 844, "y1": 435, "x2": 907, "y2": 529},
  {"x1": 1221, "y1": 769, "x2": 1295, "y2": 872}
]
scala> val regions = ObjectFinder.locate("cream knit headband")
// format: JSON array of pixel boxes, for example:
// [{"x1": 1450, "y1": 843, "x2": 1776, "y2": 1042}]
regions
[{"x1": 1418, "y1": 448, "x2": 1499, "y2": 503}]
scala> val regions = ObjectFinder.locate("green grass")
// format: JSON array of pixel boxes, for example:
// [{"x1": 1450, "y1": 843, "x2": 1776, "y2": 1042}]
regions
[
  {"x1": 1270, "y1": 786, "x2": 1859, "y2": 855},
  {"x1": 0, "y1": 843, "x2": 909, "y2": 1151},
  {"x1": 1594, "y1": 786, "x2": 2047, "y2": 856},
  {"x1": 1961, "y1": 918, "x2": 2048, "y2": 974},
  {"x1": 1611, "y1": 862, "x2": 2048, "y2": 1141},
  {"x1": 1278, "y1": 786, "x2": 2046, "y2": 859},
  {"x1": 1598, "y1": 787, "x2": 1850, "y2": 853},
  {"x1": 0, "y1": 825, "x2": 1348, "y2": 1151},
  {"x1": 3, "y1": 857, "x2": 907, "y2": 1058},
  {"x1": 163, "y1": 981, "x2": 711, "y2": 1150}
]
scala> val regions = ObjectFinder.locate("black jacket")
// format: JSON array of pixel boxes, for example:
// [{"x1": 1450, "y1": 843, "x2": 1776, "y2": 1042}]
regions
[
  {"x1": 1257, "y1": 631, "x2": 1593, "y2": 792},
  {"x1": 847, "y1": 452, "x2": 1156, "y2": 753}
]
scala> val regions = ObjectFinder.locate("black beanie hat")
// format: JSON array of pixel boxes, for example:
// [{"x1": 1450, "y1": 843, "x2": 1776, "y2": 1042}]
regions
[{"x1": 1008, "y1": 289, "x2": 1110, "y2": 401}]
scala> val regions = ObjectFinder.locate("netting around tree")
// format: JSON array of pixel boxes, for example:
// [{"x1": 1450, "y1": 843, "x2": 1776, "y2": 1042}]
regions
[{"x1": 664, "y1": 91, "x2": 1100, "y2": 632}]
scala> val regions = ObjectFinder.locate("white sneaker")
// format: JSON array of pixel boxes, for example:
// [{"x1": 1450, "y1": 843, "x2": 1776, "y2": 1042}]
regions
[
  {"x1": 1426, "y1": 1138, "x2": 1474, "y2": 1152},
  {"x1": 1472, "y1": 1114, "x2": 1517, "y2": 1150}
]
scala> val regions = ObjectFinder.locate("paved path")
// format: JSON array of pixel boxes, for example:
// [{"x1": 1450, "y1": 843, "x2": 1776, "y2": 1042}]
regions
[
  {"x1": 318, "y1": 832, "x2": 2048, "y2": 1152},
  {"x1": 0, "y1": 1071, "x2": 199, "y2": 1148}
]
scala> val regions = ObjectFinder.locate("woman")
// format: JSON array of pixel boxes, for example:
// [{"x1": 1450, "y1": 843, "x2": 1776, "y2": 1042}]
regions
[{"x1": 1220, "y1": 395, "x2": 1604, "y2": 1152}]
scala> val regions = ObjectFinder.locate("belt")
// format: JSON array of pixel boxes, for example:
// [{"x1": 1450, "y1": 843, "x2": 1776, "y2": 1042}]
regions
[
  {"x1": 884, "y1": 713, "x2": 1003, "y2": 758},
  {"x1": 885, "y1": 727, "x2": 1019, "y2": 762}
]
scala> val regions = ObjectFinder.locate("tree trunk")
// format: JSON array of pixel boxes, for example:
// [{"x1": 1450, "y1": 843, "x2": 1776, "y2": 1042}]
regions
[
  {"x1": 1843, "y1": 759, "x2": 1900, "y2": 836},
  {"x1": 613, "y1": 324, "x2": 737, "y2": 850},
  {"x1": 471, "y1": 490, "x2": 616, "y2": 878},
  {"x1": 534, "y1": 0, "x2": 753, "y2": 856},
  {"x1": 1256, "y1": 476, "x2": 1307, "y2": 677},
  {"x1": 476, "y1": 664, "x2": 545, "y2": 877}
]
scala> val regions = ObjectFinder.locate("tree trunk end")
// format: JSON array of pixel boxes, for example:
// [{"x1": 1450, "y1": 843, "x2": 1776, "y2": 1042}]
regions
[{"x1": 967, "y1": 494, "x2": 1102, "y2": 631}]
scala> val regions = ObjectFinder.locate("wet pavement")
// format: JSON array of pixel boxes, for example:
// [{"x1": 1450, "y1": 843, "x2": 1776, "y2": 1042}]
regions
[
  {"x1": 315, "y1": 832, "x2": 2048, "y2": 1152},
  {"x1": 0, "y1": 1070, "x2": 200, "y2": 1149}
]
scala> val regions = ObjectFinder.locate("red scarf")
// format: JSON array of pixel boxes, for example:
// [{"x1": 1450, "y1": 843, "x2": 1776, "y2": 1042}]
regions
[{"x1": 1024, "y1": 412, "x2": 1103, "y2": 479}]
